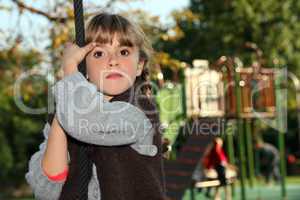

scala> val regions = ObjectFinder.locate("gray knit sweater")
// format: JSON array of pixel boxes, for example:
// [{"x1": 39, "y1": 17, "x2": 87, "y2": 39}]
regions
[{"x1": 25, "y1": 72, "x2": 157, "y2": 200}]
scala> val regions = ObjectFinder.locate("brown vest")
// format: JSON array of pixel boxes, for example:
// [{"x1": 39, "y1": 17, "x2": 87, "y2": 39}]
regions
[{"x1": 59, "y1": 85, "x2": 166, "y2": 200}]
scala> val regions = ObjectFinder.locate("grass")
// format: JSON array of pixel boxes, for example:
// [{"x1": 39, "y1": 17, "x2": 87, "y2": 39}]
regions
[{"x1": 184, "y1": 176, "x2": 300, "y2": 200}]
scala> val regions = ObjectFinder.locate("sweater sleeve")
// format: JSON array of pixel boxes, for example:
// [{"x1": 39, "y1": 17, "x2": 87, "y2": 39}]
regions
[
  {"x1": 25, "y1": 123, "x2": 66, "y2": 200},
  {"x1": 53, "y1": 72, "x2": 153, "y2": 146}
]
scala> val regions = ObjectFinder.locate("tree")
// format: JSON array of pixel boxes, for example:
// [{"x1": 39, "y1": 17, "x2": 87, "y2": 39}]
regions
[
  {"x1": 0, "y1": 40, "x2": 47, "y2": 188},
  {"x1": 158, "y1": 0, "x2": 300, "y2": 74}
]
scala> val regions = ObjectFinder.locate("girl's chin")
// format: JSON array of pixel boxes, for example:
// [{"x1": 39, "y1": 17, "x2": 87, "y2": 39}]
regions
[{"x1": 101, "y1": 87, "x2": 130, "y2": 96}]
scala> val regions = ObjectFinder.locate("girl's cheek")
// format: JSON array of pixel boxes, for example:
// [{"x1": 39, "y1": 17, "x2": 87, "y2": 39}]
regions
[{"x1": 124, "y1": 58, "x2": 137, "y2": 66}]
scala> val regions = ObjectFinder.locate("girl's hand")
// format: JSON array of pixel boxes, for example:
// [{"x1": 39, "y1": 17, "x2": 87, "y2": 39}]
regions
[{"x1": 62, "y1": 42, "x2": 97, "y2": 76}]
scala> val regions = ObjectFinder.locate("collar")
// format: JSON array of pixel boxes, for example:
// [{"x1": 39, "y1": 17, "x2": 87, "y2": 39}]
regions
[{"x1": 109, "y1": 86, "x2": 136, "y2": 103}]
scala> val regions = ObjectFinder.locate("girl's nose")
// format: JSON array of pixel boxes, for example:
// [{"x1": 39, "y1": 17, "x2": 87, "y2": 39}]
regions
[{"x1": 108, "y1": 54, "x2": 119, "y2": 67}]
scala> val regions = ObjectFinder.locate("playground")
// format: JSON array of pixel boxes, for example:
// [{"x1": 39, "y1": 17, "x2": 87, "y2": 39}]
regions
[
  {"x1": 1, "y1": 1, "x2": 300, "y2": 200},
  {"x1": 155, "y1": 52, "x2": 300, "y2": 200}
]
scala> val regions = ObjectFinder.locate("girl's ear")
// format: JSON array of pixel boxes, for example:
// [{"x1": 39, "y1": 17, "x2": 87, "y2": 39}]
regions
[{"x1": 136, "y1": 60, "x2": 145, "y2": 76}]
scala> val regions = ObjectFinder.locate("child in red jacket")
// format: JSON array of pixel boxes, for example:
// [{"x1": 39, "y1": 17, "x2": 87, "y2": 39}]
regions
[{"x1": 203, "y1": 137, "x2": 230, "y2": 200}]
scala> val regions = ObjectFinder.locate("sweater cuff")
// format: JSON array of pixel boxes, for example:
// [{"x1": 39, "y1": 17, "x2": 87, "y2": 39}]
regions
[
  {"x1": 62, "y1": 71, "x2": 87, "y2": 83},
  {"x1": 43, "y1": 167, "x2": 69, "y2": 182},
  {"x1": 39, "y1": 158, "x2": 67, "y2": 184}
]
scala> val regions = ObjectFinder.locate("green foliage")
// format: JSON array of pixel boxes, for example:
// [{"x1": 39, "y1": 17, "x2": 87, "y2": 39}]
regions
[
  {"x1": 0, "y1": 46, "x2": 47, "y2": 186},
  {"x1": 158, "y1": 0, "x2": 300, "y2": 73}
]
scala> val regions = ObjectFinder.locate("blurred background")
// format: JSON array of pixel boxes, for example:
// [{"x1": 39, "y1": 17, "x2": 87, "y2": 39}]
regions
[{"x1": 0, "y1": 0, "x2": 300, "y2": 199}]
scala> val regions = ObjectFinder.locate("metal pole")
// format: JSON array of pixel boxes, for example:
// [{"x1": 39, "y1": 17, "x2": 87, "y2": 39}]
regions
[
  {"x1": 234, "y1": 59, "x2": 246, "y2": 200},
  {"x1": 73, "y1": 0, "x2": 87, "y2": 75},
  {"x1": 275, "y1": 68, "x2": 287, "y2": 199},
  {"x1": 190, "y1": 186, "x2": 195, "y2": 200},
  {"x1": 225, "y1": 120, "x2": 236, "y2": 198},
  {"x1": 223, "y1": 74, "x2": 235, "y2": 164},
  {"x1": 244, "y1": 118, "x2": 255, "y2": 187},
  {"x1": 226, "y1": 120, "x2": 235, "y2": 166}
]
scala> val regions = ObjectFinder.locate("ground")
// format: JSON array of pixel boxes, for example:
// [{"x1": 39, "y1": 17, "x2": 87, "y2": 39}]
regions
[
  {"x1": 2, "y1": 176, "x2": 300, "y2": 200},
  {"x1": 184, "y1": 176, "x2": 300, "y2": 200}
]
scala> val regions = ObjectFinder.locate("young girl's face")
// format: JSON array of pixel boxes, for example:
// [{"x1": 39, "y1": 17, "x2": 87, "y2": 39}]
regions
[{"x1": 86, "y1": 36, "x2": 144, "y2": 100}]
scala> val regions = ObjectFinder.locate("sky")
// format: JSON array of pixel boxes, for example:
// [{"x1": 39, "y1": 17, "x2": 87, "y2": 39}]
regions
[{"x1": 0, "y1": 0, "x2": 189, "y2": 50}]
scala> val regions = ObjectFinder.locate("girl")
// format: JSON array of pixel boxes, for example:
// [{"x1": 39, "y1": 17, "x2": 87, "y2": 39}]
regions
[
  {"x1": 26, "y1": 12, "x2": 166, "y2": 200},
  {"x1": 202, "y1": 137, "x2": 229, "y2": 200}
]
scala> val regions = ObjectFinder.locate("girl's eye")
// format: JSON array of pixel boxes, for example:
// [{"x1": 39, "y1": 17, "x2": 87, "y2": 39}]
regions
[
  {"x1": 120, "y1": 49, "x2": 130, "y2": 56},
  {"x1": 93, "y1": 51, "x2": 104, "y2": 58}
]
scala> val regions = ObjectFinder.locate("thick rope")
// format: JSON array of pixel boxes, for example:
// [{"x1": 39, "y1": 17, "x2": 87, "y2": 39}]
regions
[
  {"x1": 73, "y1": 0, "x2": 87, "y2": 76},
  {"x1": 57, "y1": 1, "x2": 93, "y2": 199},
  {"x1": 70, "y1": 1, "x2": 93, "y2": 199},
  {"x1": 48, "y1": 2, "x2": 93, "y2": 199}
]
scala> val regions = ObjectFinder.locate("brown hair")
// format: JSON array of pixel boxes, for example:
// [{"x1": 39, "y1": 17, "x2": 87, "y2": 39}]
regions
[{"x1": 85, "y1": 12, "x2": 153, "y2": 95}]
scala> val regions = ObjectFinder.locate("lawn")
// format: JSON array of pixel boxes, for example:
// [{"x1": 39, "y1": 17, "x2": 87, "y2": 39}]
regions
[{"x1": 183, "y1": 176, "x2": 300, "y2": 200}]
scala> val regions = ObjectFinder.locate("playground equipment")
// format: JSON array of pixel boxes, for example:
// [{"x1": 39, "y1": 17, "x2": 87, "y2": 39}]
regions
[
  {"x1": 237, "y1": 63, "x2": 276, "y2": 118},
  {"x1": 161, "y1": 45, "x2": 287, "y2": 199},
  {"x1": 160, "y1": 60, "x2": 229, "y2": 200},
  {"x1": 211, "y1": 43, "x2": 287, "y2": 199},
  {"x1": 185, "y1": 59, "x2": 225, "y2": 118},
  {"x1": 195, "y1": 164, "x2": 237, "y2": 188},
  {"x1": 163, "y1": 118, "x2": 222, "y2": 200},
  {"x1": 216, "y1": 56, "x2": 273, "y2": 199}
]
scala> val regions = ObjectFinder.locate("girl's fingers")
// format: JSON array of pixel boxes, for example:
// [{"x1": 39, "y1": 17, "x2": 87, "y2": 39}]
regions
[
  {"x1": 82, "y1": 42, "x2": 97, "y2": 55},
  {"x1": 64, "y1": 42, "x2": 73, "y2": 47}
]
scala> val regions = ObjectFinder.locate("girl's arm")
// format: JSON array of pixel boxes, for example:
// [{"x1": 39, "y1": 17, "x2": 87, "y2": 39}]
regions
[
  {"x1": 53, "y1": 71, "x2": 153, "y2": 146},
  {"x1": 25, "y1": 119, "x2": 101, "y2": 200},
  {"x1": 42, "y1": 115, "x2": 68, "y2": 178},
  {"x1": 25, "y1": 120, "x2": 67, "y2": 200}
]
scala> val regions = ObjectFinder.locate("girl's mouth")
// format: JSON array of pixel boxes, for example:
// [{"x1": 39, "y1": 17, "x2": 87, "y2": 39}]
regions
[{"x1": 106, "y1": 72, "x2": 123, "y2": 79}]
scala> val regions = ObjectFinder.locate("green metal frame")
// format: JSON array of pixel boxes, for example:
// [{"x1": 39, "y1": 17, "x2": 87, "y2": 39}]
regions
[
  {"x1": 244, "y1": 118, "x2": 255, "y2": 187},
  {"x1": 275, "y1": 68, "x2": 287, "y2": 199},
  {"x1": 234, "y1": 63, "x2": 247, "y2": 200}
]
